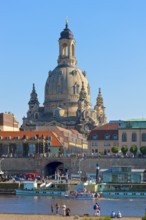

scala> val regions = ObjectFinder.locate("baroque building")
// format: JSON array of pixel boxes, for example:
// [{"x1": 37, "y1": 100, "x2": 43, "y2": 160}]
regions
[{"x1": 22, "y1": 21, "x2": 107, "y2": 135}]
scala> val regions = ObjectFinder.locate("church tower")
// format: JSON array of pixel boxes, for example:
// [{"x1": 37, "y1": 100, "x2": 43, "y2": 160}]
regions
[
  {"x1": 58, "y1": 18, "x2": 76, "y2": 66},
  {"x1": 44, "y1": 20, "x2": 91, "y2": 117},
  {"x1": 94, "y1": 88, "x2": 107, "y2": 125},
  {"x1": 27, "y1": 84, "x2": 39, "y2": 117}
]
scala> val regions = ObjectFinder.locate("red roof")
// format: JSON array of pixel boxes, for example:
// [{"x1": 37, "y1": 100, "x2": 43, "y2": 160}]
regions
[
  {"x1": 93, "y1": 123, "x2": 120, "y2": 130},
  {"x1": 0, "y1": 131, "x2": 62, "y2": 147},
  {"x1": 88, "y1": 123, "x2": 119, "y2": 141}
]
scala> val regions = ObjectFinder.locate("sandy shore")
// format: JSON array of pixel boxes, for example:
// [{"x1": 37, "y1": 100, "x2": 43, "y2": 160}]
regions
[{"x1": 0, "y1": 214, "x2": 142, "y2": 220}]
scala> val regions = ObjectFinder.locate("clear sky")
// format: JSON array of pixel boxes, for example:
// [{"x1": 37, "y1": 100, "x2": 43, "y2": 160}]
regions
[{"x1": 0, "y1": 0, "x2": 146, "y2": 126}]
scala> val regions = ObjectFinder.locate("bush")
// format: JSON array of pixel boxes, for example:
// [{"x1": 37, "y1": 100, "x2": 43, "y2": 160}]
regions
[{"x1": 142, "y1": 216, "x2": 146, "y2": 220}]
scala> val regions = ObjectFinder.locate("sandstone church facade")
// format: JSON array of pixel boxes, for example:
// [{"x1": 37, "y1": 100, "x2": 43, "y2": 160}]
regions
[{"x1": 21, "y1": 21, "x2": 107, "y2": 135}]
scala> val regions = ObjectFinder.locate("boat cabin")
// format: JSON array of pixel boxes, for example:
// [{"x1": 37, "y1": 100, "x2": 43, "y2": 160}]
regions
[{"x1": 23, "y1": 181, "x2": 37, "y2": 190}]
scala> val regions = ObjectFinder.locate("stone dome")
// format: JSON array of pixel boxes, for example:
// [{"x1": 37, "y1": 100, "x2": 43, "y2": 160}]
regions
[
  {"x1": 44, "y1": 21, "x2": 91, "y2": 117},
  {"x1": 44, "y1": 64, "x2": 91, "y2": 116}
]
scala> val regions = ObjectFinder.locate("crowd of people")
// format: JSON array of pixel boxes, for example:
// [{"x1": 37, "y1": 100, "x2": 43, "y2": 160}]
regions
[
  {"x1": 93, "y1": 202, "x2": 122, "y2": 218},
  {"x1": 51, "y1": 203, "x2": 71, "y2": 216},
  {"x1": 111, "y1": 210, "x2": 122, "y2": 218},
  {"x1": 50, "y1": 202, "x2": 122, "y2": 218}
]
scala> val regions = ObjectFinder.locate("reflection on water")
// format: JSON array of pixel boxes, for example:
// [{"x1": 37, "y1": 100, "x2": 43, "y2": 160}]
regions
[{"x1": 0, "y1": 195, "x2": 145, "y2": 217}]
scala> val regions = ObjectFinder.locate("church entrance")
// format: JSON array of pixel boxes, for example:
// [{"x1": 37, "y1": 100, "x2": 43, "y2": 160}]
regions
[{"x1": 44, "y1": 161, "x2": 64, "y2": 179}]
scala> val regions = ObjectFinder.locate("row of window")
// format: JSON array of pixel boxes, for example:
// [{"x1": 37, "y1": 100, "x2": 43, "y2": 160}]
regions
[
  {"x1": 91, "y1": 142, "x2": 117, "y2": 147},
  {"x1": 92, "y1": 134, "x2": 118, "y2": 140},
  {"x1": 56, "y1": 83, "x2": 90, "y2": 95},
  {"x1": 122, "y1": 132, "x2": 146, "y2": 142},
  {"x1": 92, "y1": 132, "x2": 146, "y2": 142}
]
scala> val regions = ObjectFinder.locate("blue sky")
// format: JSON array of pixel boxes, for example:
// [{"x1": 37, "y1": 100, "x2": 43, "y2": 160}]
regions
[{"x1": 0, "y1": 0, "x2": 146, "y2": 125}]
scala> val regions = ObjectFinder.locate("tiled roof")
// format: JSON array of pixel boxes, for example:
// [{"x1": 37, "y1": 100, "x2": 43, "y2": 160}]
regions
[
  {"x1": 0, "y1": 131, "x2": 62, "y2": 147},
  {"x1": 88, "y1": 123, "x2": 119, "y2": 141},
  {"x1": 93, "y1": 123, "x2": 120, "y2": 130}
]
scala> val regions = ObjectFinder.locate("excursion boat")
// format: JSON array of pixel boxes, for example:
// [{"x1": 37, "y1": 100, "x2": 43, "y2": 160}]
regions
[
  {"x1": 97, "y1": 182, "x2": 146, "y2": 199},
  {"x1": 16, "y1": 181, "x2": 77, "y2": 196},
  {"x1": 96, "y1": 166, "x2": 146, "y2": 199}
]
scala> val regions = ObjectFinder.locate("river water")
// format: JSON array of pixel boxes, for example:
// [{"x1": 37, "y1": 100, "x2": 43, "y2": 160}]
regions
[{"x1": 0, "y1": 195, "x2": 145, "y2": 217}]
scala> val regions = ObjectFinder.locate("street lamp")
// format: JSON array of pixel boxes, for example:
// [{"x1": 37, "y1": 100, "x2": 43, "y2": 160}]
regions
[
  {"x1": 78, "y1": 158, "x2": 83, "y2": 182},
  {"x1": 0, "y1": 158, "x2": 4, "y2": 172},
  {"x1": 96, "y1": 163, "x2": 100, "y2": 184}
]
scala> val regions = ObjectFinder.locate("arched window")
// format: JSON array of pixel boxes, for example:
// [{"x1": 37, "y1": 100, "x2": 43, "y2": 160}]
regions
[
  {"x1": 122, "y1": 132, "x2": 127, "y2": 142},
  {"x1": 132, "y1": 133, "x2": 137, "y2": 142},
  {"x1": 34, "y1": 112, "x2": 39, "y2": 119},
  {"x1": 142, "y1": 133, "x2": 146, "y2": 142},
  {"x1": 73, "y1": 83, "x2": 79, "y2": 94},
  {"x1": 62, "y1": 43, "x2": 68, "y2": 56}
]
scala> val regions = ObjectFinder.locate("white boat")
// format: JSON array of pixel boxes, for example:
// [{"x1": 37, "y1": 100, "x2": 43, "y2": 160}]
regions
[{"x1": 16, "y1": 181, "x2": 67, "y2": 196}]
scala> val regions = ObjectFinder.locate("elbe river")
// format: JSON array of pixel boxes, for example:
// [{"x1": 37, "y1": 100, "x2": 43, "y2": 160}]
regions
[{"x1": 0, "y1": 195, "x2": 145, "y2": 217}]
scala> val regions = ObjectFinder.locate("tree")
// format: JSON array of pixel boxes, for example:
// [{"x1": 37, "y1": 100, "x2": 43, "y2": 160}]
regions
[
  {"x1": 130, "y1": 145, "x2": 138, "y2": 156},
  {"x1": 140, "y1": 146, "x2": 146, "y2": 155},
  {"x1": 121, "y1": 145, "x2": 128, "y2": 156},
  {"x1": 111, "y1": 146, "x2": 119, "y2": 154}
]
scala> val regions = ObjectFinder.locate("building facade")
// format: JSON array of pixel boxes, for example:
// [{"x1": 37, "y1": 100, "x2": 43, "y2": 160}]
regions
[
  {"x1": 0, "y1": 131, "x2": 63, "y2": 158},
  {"x1": 88, "y1": 123, "x2": 120, "y2": 155},
  {"x1": 21, "y1": 21, "x2": 107, "y2": 135},
  {"x1": 36, "y1": 125, "x2": 88, "y2": 154},
  {"x1": 119, "y1": 120, "x2": 146, "y2": 154},
  {"x1": 0, "y1": 113, "x2": 19, "y2": 131}
]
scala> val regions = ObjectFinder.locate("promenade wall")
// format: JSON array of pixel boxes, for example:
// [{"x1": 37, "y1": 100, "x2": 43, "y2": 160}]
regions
[{"x1": 1, "y1": 157, "x2": 146, "y2": 175}]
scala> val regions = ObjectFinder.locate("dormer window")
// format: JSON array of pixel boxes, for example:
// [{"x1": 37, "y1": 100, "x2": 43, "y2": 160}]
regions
[
  {"x1": 104, "y1": 134, "x2": 110, "y2": 140},
  {"x1": 92, "y1": 134, "x2": 98, "y2": 140},
  {"x1": 113, "y1": 134, "x2": 118, "y2": 140}
]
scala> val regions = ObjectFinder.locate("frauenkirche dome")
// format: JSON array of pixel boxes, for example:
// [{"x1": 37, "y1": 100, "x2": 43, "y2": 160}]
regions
[{"x1": 22, "y1": 20, "x2": 107, "y2": 134}]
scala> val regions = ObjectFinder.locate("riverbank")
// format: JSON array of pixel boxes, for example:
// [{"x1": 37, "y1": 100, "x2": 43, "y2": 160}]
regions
[{"x1": 0, "y1": 214, "x2": 142, "y2": 220}]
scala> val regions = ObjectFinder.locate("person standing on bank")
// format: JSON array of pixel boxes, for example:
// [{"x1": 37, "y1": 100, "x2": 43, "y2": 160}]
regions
[
  {"x1": 66, "y1": 207, "x2": 71, "y2": 216},
  {"x1": 51, "y1": 204, "x2": 53, "y2": 214},
  {"x1": 93, "y1": 202, "x2": 100, "y2": 216},
  {"x1": 55, "y1": 203, "x2": 60, "y2": 214},
  {"x1": 62, "y1": 204, "x2": 66, "y2": 216}
]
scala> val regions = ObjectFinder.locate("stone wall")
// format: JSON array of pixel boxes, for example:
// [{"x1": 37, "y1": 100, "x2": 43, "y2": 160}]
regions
[{"x1": 1, "y1": 157, "x2": 146, "y2": 176}]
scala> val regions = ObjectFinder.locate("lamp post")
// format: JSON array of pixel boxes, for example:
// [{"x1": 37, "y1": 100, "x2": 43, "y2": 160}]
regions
[
  {"x1": 96, "y1": 163, "x2": 100, "y2": 184},
  {"x1": 0, "y1": 158, "x2": 4, "y2": 172},
  {"x1": 78, "y1": 158, "x2": 83, "y2": 181}
]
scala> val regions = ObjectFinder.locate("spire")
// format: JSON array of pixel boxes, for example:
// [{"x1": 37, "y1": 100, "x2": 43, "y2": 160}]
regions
[
  {"x1": 28, "y1": 83, "x2": 39, "y2": 107},
  {"x1": 79, "y1": 82, "x2": 87, "y2": 100},
  {"x1": 66, "y1": 16, "x2": 68, "y2": 28},
  {"x1": 96, "y1": 88, "x2": 103, "y2": 106}
]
